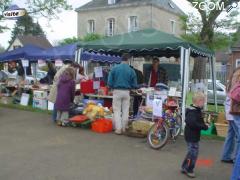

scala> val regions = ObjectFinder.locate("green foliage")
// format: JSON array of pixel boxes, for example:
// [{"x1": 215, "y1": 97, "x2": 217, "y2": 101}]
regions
[
  {"x1": 59, "y1": 34, "x2": 103, "y2": 45},
  {"x1": 182, "y1": 0, "x2": 240, "y2": 50},
  {"x1": 59, "y1": 37, "x2": 82, "y2": 45},
  {"x1": 82, "y1": 33, "x2": 103, "y2": 42},
  {"x1": 8, "y1": 13, "x2": 45, "y2": 45}
]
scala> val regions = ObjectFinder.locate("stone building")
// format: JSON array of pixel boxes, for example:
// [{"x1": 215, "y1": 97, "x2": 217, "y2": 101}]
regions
[{"x1": 76, "y1": 0, "x2": 185, "y2": 38}]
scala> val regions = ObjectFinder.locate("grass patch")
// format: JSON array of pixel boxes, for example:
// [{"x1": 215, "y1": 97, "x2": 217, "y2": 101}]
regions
[
  {"x1": 0, "y1": 103, "x2": 52, "y2": 114},
  {"x1": 187, "y1": 92, "x2": 224, "y2": 113}
]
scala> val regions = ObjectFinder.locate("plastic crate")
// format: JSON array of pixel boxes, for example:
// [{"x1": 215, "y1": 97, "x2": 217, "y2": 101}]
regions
[{"x1": 91, "y1": 119, "x2": 113, "y2": 133}]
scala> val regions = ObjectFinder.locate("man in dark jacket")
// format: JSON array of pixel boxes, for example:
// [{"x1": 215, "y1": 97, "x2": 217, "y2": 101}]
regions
[{"x1": 181, "y1": 92, "x2": 208, "y2": 178}]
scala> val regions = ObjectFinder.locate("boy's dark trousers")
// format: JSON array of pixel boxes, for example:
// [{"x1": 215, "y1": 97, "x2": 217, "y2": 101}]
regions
[{"x1": 182, "y1": 142, "x2": 199, "y2": 173}]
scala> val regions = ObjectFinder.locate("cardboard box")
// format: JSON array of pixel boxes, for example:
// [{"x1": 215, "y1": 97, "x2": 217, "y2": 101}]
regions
[
  {"x1": 33, "y1": 98, "x2": 47, "y2": 110},
  {"x1": 215, "y1": 123, "x2": 228, "y2": 137},
  {"x1": 33, "y1": 90, "x2": 48, "y2": 99}
]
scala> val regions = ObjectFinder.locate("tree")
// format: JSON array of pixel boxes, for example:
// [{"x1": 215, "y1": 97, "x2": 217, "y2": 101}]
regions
[
  {"x1": 59, "y1": 34, "x2": 103, "y2": 45},
  {"x1": 82, "y1": 33, "x2": 103, "y2": 42},
  {"x1": 181, "y1": 0, "x2": 240, "y2": 80},
  {"x1": 0, "y1": 0, "x2": 71, "y2": 33},
  {"x1": 0, "y1": 45, "x2": 5, "y2": 70},
  {"x1": 8, "y1": 13, "x2": 45, "y2": 45},
  {"x1": 59, "y1": 37, "x2": 82, "y2": 45}
]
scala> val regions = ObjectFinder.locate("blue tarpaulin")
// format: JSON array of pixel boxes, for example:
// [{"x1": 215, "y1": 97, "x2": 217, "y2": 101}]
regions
[{"x1": 0, "y1": 44, "x2": 44, "y2": 62}]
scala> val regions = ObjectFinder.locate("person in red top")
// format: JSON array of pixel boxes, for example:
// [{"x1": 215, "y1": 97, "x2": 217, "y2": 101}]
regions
[{"x1": 145, "y1": 57, "x2": 168, "y2": 87}]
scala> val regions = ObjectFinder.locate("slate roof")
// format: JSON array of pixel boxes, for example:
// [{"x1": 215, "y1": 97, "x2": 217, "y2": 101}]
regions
[
  {"x1": 76, "y1": 0, "x2": 184, "y2": 15},
  {"x1": 18, "y1": 35, "x2": 52, "y2": 49}
]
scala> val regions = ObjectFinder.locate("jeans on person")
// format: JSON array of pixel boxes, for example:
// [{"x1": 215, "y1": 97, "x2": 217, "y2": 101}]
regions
[
  {"x1": 234, "y1": 115, "x2": 240, "y2": 154},
  {"x1": 221, "y1": 121, "x2": 239, "y2": 161},
  {"x1": 182, "y1": 142, "x2": 199, "y2": 173},
  {"x1": 52, "y1": 104, "x2": 57, "y2": 122},
  {"x1": 231, "y1": 149, "x2": 240, "y2": 180},
  {"x1": 112, "y1": 90, "x2": 130, "y2": 132},
  {"x1": 56, "y1": 111, "x2": 69, "y2": 124}
]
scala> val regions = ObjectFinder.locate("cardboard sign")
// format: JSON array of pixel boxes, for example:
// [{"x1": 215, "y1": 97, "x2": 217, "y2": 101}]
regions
[
  {"x1": 94, "y1": 67, "x2": 103, "y2": 78},
  {"x1": 153, "y1": 99, "x2": 163, "y2": 117},
  {"x1": 38, "y1": 59, "x2": 46, "y2": 67},
  {"x1": 93, "y1": 81, "x2": 100, "y2": 90},
  {"x1": 21, "y1": 59, "x2": 29, "y2": 67},
  {"x1": 168, "y1": 87, "x2": 177, "y2": 97},
  {"x1": 20, "y1": 93, "x2": 30, "y2": 106},
  {"x1": 55, "y1": 60, "x2": 63, "y2": 67}
]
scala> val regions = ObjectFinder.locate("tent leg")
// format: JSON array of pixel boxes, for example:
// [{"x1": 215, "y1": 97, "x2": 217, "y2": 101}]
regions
[
  {"x1": 210, "y1": 57, "x2": 218, "y2": 112},
  {"x1": 180, "y1": 48, "x2": 190, "y2": 132}
]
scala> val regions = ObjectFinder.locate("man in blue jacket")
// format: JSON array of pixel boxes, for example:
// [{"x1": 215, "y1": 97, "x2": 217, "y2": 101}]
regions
[{"x1": 108, "y1": 53, "x2": 137, "y2": 135}]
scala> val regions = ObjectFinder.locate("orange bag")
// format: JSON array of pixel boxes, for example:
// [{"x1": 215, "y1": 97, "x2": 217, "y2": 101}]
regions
[{"x1": 91, "y1": 119, "x2": 113, "y2": 133}]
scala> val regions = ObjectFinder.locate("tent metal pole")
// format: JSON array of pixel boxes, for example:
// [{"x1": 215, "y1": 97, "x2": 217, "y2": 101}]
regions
[
  {"x1": 75, "y1": 49, "x2": 78, "y2": 63},
  {"x1": 210, "y1": 56, "x2": 218, "y2": 112},
  {"x1": 78, "y1": 48, "x2": 83, "y2": 64},
  {"x1": 180, "y1": 47, "x2": 186, "y2": 131}
]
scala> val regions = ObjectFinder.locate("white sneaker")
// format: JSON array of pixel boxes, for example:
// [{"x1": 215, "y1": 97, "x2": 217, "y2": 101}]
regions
[{"x1": 115, "y1": 130, "x2": 122, "y2": 135}]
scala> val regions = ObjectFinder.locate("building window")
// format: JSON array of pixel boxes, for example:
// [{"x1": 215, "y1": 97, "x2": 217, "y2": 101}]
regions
[
  {"x1": 236, "y1": 59, "x2": 240, "y2": 68},
  {"x1": 88, "y1": 20, "x2": 95, "y2": 33},
  {"x1": 107, "y1": 18, "x2": 115, "y2": 36},
  {"x1": 128, "y1": 16, "x2": 138, "y2": 32},
  {"x1": 170, "y1": 20, "x2": 176, "y2": 34},
  {"x1": 108, "y1": 0, "x2": 116, "y2": 5}
]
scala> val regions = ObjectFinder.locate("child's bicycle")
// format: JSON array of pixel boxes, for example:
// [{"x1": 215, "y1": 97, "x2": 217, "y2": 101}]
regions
[{"x1": 147, "y1": 97, "x2": 182, "y2": 149}]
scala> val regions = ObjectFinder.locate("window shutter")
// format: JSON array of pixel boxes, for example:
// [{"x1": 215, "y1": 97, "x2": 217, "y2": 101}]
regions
[{"x1": 128, "y1": 17, "x2": 131, "y2": 32}]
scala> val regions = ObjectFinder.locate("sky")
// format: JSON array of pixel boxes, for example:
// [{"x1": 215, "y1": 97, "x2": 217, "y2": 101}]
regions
[{"x1": 0, "y1": 0, "x2": 204, "y2": 49}]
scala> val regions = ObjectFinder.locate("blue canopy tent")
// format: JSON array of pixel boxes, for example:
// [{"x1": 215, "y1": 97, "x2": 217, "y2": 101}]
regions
[
  {"x1": 26, "y1": 43, "x2": 122, "y2": 63},
  {"x1": 26, "y1": 43, "x2": 77, "y2": 60},
  {"x1": 0, "y1": 44, "x2": 44, "y2": 62}
]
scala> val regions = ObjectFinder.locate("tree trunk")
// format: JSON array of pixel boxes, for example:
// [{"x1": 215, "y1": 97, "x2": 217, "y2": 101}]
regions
[{"x1": 192, "y1": 57, "x2": 207, "y2": 81}]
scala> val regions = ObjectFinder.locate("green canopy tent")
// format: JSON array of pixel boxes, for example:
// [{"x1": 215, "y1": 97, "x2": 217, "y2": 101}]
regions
[{"x1": 77, "y1": 29, "x2": 217, "y2": 125}]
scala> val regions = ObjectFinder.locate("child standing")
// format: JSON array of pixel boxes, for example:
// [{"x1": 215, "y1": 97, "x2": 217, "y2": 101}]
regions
[
  {"x1": 181, "y1": 92, "x2": 209, "y2": 178},
  {"x1": 55, "y1": 67, "x2": 76, "y2": 126}
]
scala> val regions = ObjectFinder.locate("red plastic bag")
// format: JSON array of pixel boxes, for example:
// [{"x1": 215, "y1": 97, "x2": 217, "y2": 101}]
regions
[{"x1": 69, "y1": 115, "x2": 88, "y2": 123}]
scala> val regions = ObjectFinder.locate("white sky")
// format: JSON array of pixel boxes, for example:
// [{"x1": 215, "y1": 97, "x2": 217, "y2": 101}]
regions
[{"x1": 0, "y1": 0, "x2": 204, "y2": 49}]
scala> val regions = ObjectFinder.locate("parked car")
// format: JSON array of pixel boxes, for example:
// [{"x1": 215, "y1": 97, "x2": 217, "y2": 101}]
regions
[{"x1": 207, "y1": 80, "x2": 226, "y2": 105}]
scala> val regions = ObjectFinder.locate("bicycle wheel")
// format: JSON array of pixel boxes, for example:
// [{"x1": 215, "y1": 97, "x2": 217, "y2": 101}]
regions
[
  {"x1": 147, "y1": 122, "x2": 169, "y2": 149},
  {"x1": 171, "y1": 114, "x2": 182, "y2": 139}
]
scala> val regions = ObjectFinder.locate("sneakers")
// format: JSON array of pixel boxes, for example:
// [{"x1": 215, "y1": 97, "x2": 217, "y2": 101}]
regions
[
  {"x1": 181, "y1": 169, "x2": 196, "y2": 178},
  {"x1": 57, "y1": 121, "x2": 62, "y2": 126},
  {"x1": 221, "y1": 159, "x2": 234, "y2": 164},
  {"x1": 114, "y1": 129, "x2": 122, "y2": 135}
]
